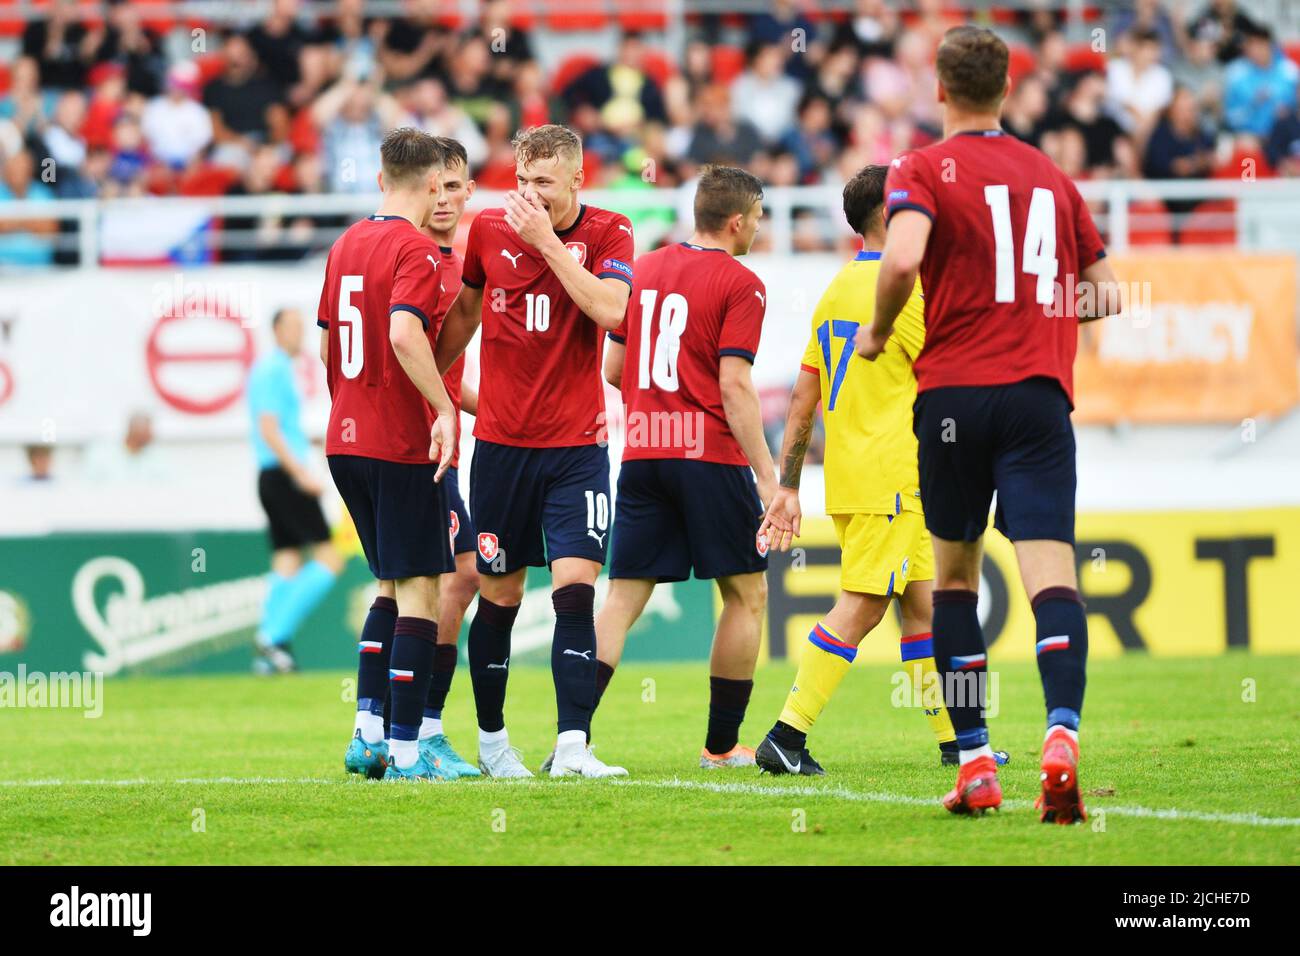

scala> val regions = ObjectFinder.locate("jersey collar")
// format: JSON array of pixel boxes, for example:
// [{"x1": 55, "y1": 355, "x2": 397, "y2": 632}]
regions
[
  {"x1": 954, "y1": 128, "x2": 1006, "y2": 137},
  {"x1": 855, "y1": 250, "x2": 883, "y2": 261},
  {"x1": 367, "y1": 214, "x2": 408, "y2": 223},
  {"x1": 439, "y1": 245, "x2": 454, "y2": 254},
  {"x1": 554, "y1": 203, "x2": 587, "y2": 237},
  {"x1": 680, "y1": 241, "x2": 726, "y2": 253}
]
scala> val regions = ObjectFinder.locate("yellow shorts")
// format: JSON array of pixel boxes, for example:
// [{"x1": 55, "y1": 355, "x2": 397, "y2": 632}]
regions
[{"x1": 832, "y1": 511, "x2": 934, "y2": 596}]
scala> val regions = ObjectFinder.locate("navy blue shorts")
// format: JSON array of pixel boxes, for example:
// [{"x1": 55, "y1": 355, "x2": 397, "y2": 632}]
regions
[
  {"x1": 610, "y1": 459, "x2": 768, "y2": 582},
  {"x1": 444, "y1": 466, "x2": 475, "y2": 556},
  {"x1": 328, "y1": 454, "x2": 455, "y2": 580},
  {"x1": 913, "y1": 376, "x2": 1077, "y2": 544},
  {"x1": 469, "y1": 439, "x2": 610, "y2": 574}
]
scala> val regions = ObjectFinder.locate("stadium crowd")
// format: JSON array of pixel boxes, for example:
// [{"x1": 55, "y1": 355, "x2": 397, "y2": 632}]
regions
[{"x1": 1, "y1": 0, "x2": 1299, "y2": 264}]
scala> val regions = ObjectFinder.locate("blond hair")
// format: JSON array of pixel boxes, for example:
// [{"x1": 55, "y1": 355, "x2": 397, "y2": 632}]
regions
[{"x1": 511, "y1": 124, "x2": 583, "y2": 169}]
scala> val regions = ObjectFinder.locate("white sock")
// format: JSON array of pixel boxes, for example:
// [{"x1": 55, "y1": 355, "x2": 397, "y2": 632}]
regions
[
  {"x1": 479, "y1": 726, "x2": 509, "y2": 755},
  {"x1": 419, "y1": 716, "x2": 443, "y2": 740},
  {"x1": 555, "y1": 729, "x2": 586, "y2": 758},
  {"x1": 959, "y1": 744, "x2": 994, "y2": 765},
  {"x1": 1047, "y1": 724, "x2": 1079, "y2": 744},
  {"x1": 355, "y1": 710, "x2": 384, "y2": 745},
  {"x1": 388, "y1": 737, "x2": 418, "y2": 769}
]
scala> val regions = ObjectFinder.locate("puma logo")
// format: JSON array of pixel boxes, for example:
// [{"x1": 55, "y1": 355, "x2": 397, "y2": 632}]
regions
[
  {"x1": 486, "y1": 658, "x2": 509, "y2": 670},
  {"x1": 617, "y1": 224, "x2": 631, "y2": 234},
  {"x1": 500, "y1": 248, "x2": 522, "y2": 268},
  {"x1": 426, "y1": 254, "x2": 439, "y2": 268},
  {"x1": 587, "y1": 529, "x2": 606, "y2": 546},
  {"x1": 754, "y1": 290, "x2": 765, "y2": 307},
  {"x1": 563, "y1": 648, "x2": 593, "y2": 660}
]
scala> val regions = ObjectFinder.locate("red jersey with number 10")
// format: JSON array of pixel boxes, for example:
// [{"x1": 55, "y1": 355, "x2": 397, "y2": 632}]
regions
[
  {"x1": 612, "y1": 242, "x2": 767, "y2": 466},
  {"x1": 884, "y1": 130, "x2": 1106, "y2": 403},
  {"x1": 317, "y1": 214, "x2": 446, "y2": 464},
  {"x1": 461, "y1": 203, "x2": 635, "y2": 447}
]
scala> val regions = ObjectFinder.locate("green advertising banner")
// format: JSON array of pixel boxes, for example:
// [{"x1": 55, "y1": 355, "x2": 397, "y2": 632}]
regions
[{"x1": 0, "y1": 532, "x2": 719, "y2": 676}]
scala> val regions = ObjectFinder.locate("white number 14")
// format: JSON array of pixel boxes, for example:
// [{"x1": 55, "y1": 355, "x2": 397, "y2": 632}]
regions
[{"x1": 983, "y1": 185, "x2": 1058, "y2": 305}]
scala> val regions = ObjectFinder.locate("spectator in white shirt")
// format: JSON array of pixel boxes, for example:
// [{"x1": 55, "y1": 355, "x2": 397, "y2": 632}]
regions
[
  {"x1": 1108, "y1": 28, "x2": 1174, "y2": 138},
  {"x1": 142, "y1": 61, "x2": 213, "y2": 169},
  {"x1": 731, "y1": 41, "x2": 802, "y2": 145}
]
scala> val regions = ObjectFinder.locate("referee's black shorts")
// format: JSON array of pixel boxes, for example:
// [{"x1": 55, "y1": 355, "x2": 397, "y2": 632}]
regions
[{"x1": 258, "y1": 466, "x2": 331, "y2": 551}]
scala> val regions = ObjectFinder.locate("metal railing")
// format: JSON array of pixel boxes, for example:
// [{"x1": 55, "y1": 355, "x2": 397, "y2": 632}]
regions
[{"x1": 1, "y1": 178, "x2": 1299, "y2": 269}]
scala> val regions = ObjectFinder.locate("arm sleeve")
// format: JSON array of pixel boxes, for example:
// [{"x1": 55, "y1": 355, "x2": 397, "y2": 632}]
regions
[
  {"x1": 593, "y1": 216, "x2": 635, "y2": 286},
  {"x1": 800, "y1": 328, "x2": 822, "y2": 376},
  {"x1": 460, "y1": 214, "x2": 486, "y2": 289},
  {"x1": 884, "y1": 152, "x2": 937, "y2": 223},
  {"x1": 718, "y1": 274, "x2": 766, "y2": 364},
  {"x1": 389, "y1": 237, "x2": 442, "y2": 330},
  {"x1": 1068, "y1": 178, "x2": 1107, "y2": 268},
  {"x1": 316, "y1": 248, "x2": 333, "y2": 328}
]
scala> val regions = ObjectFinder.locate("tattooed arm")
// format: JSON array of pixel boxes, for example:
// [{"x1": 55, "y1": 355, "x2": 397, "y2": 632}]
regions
[{"x1": 758, "y1": 368, "x2": 820, "y2": 552}]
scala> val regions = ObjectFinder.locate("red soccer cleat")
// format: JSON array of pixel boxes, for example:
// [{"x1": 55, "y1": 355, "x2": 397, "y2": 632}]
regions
[
  {"x1": 1036, "y1": 727, "x2": 1087, "y2": 824},
  {"x1": 941, "y1": 754, "x2": 1002, "y2": 816}
]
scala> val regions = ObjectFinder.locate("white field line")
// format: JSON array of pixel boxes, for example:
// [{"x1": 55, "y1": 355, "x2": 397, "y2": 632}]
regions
[{"x1": 2, "y1": 774, "x2": 1298, "y2": 829}]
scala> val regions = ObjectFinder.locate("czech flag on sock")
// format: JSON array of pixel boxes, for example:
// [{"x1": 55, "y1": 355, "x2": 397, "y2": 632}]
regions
[
  {"x1": 951, "y1": 653, "x2": 986, "y2": 671},
  {"x1": 1036, "y1": 635, "x2": 1070, "y2": 654},
  {"x1": 389, "y1": 669, "x2": 414, "y2": 682},
  {"x1": 360, "y1": 641, "x2": 383, "y2": 654}
]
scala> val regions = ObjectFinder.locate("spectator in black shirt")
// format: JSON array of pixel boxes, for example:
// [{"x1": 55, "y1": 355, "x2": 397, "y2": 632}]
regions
[
  {"x1": 21, "y1": 0, "x2": 96, "y2": 90},
  {"x1": 1188, "y1": 0, "x2": 1262, "y2": 65},
  {"x1": 202, "y1": 32, "x2": 286, "y2": 162},
  {"x1": 562, "y1": 32, "x2": 667, "y2": 128},
  {"x1": 249, "y1": 0, "x2": 314, "y2": 94},
  {"x1": 1144, "y1": 87, "x2": 1216, "y2": 179},
  {"x1": 1266, "y1": 86, "x2": 1300, "y2": 176},
  {"x1": 1045, "y1": 71, "x2": 1137, "y2": 177}
]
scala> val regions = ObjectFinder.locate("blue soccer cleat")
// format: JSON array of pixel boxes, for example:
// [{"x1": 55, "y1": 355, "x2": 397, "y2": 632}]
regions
[
  {"x1": 345, "y1": 730, "x2": 389, "y2": 780},
  {"x1": 420, "y1": 734, "x2": 481, "y2": 778},
  {"x1": 383, "y1": 750, "x2": 457, "y2": 782}
]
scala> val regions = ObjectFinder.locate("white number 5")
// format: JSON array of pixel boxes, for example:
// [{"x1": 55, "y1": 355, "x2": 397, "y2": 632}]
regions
[
  {"x1": 984, "y1": 185, "x2": 1058, "y2": 306},
  {"x1": 338, "y1": 274, "x2": 364, "y2": 379}
]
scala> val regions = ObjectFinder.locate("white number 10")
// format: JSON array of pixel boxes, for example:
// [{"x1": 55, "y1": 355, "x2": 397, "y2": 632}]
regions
[{"x1": 983, "y1": 185, "x2": 1058, "y2": 306}]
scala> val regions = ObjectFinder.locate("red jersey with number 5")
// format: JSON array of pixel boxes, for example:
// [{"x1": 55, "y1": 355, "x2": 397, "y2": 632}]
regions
[
  {"x1": 884, "y1": 130, "x2": 1106, "y2": 403},
  {"x1": 612, "y1": 242, "x2": 766, "y2": 466},
  {"x1": 460, "y1": 203, "x2": 634, "y2": 447},
  {"x1": 317, "y1": 214, "x2": 446, "y2": 464}
]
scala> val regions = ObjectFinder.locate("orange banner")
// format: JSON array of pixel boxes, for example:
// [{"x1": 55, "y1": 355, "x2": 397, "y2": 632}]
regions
[{"x1": 1073, "y1": 253, "x2": 1298, "y2": 423}]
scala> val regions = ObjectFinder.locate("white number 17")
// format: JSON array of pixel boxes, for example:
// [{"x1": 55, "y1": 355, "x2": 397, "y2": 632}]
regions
[{"x1": 984, "y1": 185, "x2": 1058, "y2": 305}]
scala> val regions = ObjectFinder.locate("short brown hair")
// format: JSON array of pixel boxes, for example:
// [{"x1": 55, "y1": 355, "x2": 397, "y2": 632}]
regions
[
  {"x1": 693, "y1": 164, "x2": 764, "y2": 232},
  {"x1": 936, "y1": 26, "x2": 1009, "y2": 112},
  {"x1": 842, "y1": 164, "x2": 889, "y2": 237},
  {"x1": 511, "y1": 124, "x2": 582, "y2": 168},
  {"x1": 432, "y1": 135, "x2": 469, "y2": 174},
  {"x1": 380, "y1": 127, "x2": 445, "y2": 188}
]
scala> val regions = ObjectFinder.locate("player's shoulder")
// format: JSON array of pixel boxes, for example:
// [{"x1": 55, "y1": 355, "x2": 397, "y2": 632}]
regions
[
  {"x1": 719, "y1": 249, "x2": 764, "y2": 291},
  {"x1": 579, "y1": 203, "x2": 634, "y2": 238}
]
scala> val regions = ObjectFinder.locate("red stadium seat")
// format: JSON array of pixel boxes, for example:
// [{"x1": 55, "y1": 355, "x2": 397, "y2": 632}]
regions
[
  {"x1": 615, "y1": 0, "x2": 667, "y2": 32},
  {"x1": 1064, "y1": 43, "x2": 1107, "y2": 75},
  {"x1": 135, "y1": 0, "x2": 177, "y2": 33},
  {"x1": 641, "y1": 49, "x2": 676, "y2": 89},
  {"x1": 1285, "y1": 41, "x2": 1300, "y2": 68},
  {"x1": 1213, "y1": 143, "x2": 1275, "y2": 180},
  {"x1": 1179, "y1": 199, "x2": 1237, "y2": 246},
  {"x1": 0, "y1": 62, "x2": 9, "y2": 95},
  {"x1": 551, "y1": 53, "x2": 602, "y2": 96},
  {"x1": 194, "y1": 52, "x2": 228, "y2": 88},
  {"x1": 1007, "y1": 44, "x2": 1037, "y2": 85},
  {"x1": 1127, "y1": 199, "x2": 1173, "y2": 247},
  {"x1": 545, "y1": 3, "x2": 609, "y2": 31},
  {"x1": 710, "y1": 45, "x2": 746, "y2": 86},
  {"x1": 0, "y1": 0, "x2": 23, "y2": 38}
]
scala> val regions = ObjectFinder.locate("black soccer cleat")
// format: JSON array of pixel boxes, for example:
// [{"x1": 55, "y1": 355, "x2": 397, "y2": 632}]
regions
[
  {"x1": 940, "y1": 741, "x2": 960, "y2": 766},
  {"x1": 756, "y1": 735, "x2": 827, "y2": 776}
]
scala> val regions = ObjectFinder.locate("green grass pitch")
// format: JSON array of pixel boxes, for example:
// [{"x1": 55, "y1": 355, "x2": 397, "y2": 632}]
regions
[{"x1": 2, "y1": 654, "x2": 1297, "y2": 865}]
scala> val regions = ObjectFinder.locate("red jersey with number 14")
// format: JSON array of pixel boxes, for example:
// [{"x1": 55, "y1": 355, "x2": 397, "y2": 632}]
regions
[
  {"x1": 461, "y1": 203, "x2": 634, "y2": 447},
  {"x1": 613, "y1": 242, "x2": 766, "y2": 466},
  {"x1": 317, "y1": 214, "x2": 446, "y2": 464},
  {"x1": 884, "y1": 130, "x2": 1106, "y2": 403}
]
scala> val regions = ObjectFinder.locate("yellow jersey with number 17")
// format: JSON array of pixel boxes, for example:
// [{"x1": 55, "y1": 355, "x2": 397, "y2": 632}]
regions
[{"x1": 800, "y1": 250, "x2": 926, "y2": 516}]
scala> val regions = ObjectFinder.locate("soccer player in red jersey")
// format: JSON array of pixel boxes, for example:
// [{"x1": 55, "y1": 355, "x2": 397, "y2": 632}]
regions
[
  {"x1": 857, "y1": 27, "x2": 1122, "y2": 821},
  {"x1": 593, "y1": 166, "x2": 777, "y2": 770},
  {"x1": 435, "y1": 125, "x2": 634, "y2": 778},
  {"x1": 322, "y1": 128, "x2": 460, "y2": 782}
]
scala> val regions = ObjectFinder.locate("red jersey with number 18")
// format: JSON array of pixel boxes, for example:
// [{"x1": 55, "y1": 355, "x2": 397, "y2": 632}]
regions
[
  {"x1": 460, "y1": 203, "x2": 635, "y2": 448},
  {"x1": 884, "y1": 130, "x2": 1106, "y2": 403},
  {"x1": 317, "y1": 214, "x2": 446, "y2": 464},
  {"x1": 612, "y1": 241, "x2": 766, "y2": 466}
]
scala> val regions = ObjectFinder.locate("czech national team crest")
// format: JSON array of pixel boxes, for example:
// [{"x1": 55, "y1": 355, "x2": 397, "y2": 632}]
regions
[
  {"x1": 477, "y1": 532, "x2": 499, "y2": 562},
  {"x1": 756, "y1": 532, "x2": 770, "y2": 558},
  {"x1": 565, "y1": 242, "x2": 587, "y2": 267},
  {"x1": 449, "y1": 509, "x2": 460, "y2": 544}
]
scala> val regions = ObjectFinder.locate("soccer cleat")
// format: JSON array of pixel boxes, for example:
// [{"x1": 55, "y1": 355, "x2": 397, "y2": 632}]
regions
[
  {"x1": 755, "y1": 735, "x2": 826, "y2": 776},
  {"x1": 254, "y1": 643, "x2": 297, "y2": 674},
  {"x1": 344, "y1": 730, "x2": 389, "y2": 780},
  {"x1": 478, "y1": 746, "x2": 535, "y2": 779},
  {"x1": 1036, "y1": 727, "x2": 1086, "y2": 824},
  {"x1": 420, "y1": 734, "x2": 481, "y2": 778},
  {"x1": 549, "y1": 744, "x2": 628, "y2": 778},
  {"x1": 941, "y1": 755, "x2": 1002, "y2": 815},
  {"x1": 994, "y1": 749, "x2": 1010, "y2": 766},
  {"x1": 382, "y1": 751, "x2": 455, "y2": 782},
  {"x1": 538, "y1": 748, "x2": 556, "y2": 774},
  {"x1": 700, "y1": 744, "x2": 757, "y2": 769}
]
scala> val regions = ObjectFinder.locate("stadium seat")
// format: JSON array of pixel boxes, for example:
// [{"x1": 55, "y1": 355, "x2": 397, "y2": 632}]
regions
[
  {"x1": 1064, "y1": 43, "x2": 1107, "y2": 74},
  {"x1": 1213, "y1": 143, "x2": 1275, "y2": 180},
  {"x1": 1179, "y1": 199, "x2": 1237, "y2": 246},
  {"x1": 1007, "y1": 44, "x2": 1037, "y2": 85},
  {"x1": 1127, "y1": 199, "x2": 1174, "y2": 247},
  {"x1": 0, "y1": 0, "x2": 23, "y2": 37},
  {"x1": 615, "y1": 0, "x2": 667, "y2": 32},
  {"x1": 0, "y1": 62, "x2": 9, "y2": 96},
  {"x1": 545, "y1": 4, "x2": 609, "y2": 31},
  {"x1": 194, "y1": 52, "x2": 228, "y2": 88},
  {"x1": 710, "y1": 45, "x2": 746, "y2": 86},
  {"x1": 551, "y1": 53, "x2": 602, "y2": 96},
  {"x1": 641, "y1": 49, "x2": 676, "y2": 89},
  {"x1": 135, "y1": 0, "x2": 177, "y2": 33}
]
